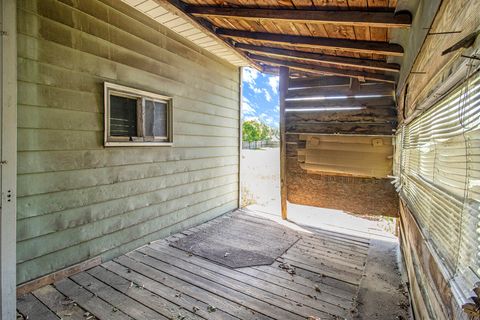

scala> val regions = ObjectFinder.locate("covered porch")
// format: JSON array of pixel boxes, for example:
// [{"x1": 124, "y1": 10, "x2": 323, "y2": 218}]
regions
[{"x1": 1, "y1": 0, "x2": 478, "y2": 318}]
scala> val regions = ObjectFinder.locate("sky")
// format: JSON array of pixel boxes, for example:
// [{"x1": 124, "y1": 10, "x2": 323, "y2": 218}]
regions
[{"x1": 241, "y1": 67, "x2": 279, "y2": 128}]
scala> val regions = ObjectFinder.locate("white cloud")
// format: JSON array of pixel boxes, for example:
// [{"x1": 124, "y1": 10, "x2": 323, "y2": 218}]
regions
[
  {"x1": 242, "y1": 67, "x2": 259, "y2": 90},
  {"x1": 263, "y1": 89, "x2": 272, "y2": 102},
  {"x1": 241, "y1": 96, "x2": 256, "y2": 116},
  {"x1": 274, "y1": 105, "x2": 279, "y2": 112},
  {"x1": 268, "y1": 76, "x2": 279, "y2": 94},
  {"x1": 244, "y1": 115, "x2": 260, "y2": 122},
  {"x1": 253, "y1": 87, "x2": 262, "y2": 94},
  {"x1": 259, "y1": 113, "x2": 274, "y2": 125}
]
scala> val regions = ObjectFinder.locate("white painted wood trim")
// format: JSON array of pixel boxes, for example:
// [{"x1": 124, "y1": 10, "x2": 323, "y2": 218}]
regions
[
  {"x1": 0, "y1": 0, "x2": 17, "y2": 317},
  {"x1": 238, "y1": 68, "x2": 243, "y2": 209},
  {"x1": 121, "y1": 0, "x2": 249, "y2": 67}
]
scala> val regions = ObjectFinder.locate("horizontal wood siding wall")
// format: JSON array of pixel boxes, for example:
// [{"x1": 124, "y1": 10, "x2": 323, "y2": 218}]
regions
[{"x1": 16, "y1": 0, "x2": 240, "y2": 284}]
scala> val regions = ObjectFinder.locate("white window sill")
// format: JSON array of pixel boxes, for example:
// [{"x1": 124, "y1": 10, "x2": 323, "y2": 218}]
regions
[{"x1": 104, "y1": 141, "x2": 173, "y2": 147}]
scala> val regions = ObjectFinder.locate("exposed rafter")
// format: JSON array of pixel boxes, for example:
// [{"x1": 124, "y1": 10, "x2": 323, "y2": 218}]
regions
[
  {"x1": 285, "y1": 97, "x2": 396, "y2": 109},
  {"x1": 217, "y1": 29, "x2": 404, "y2": 56},
  {"x1": 235, "y1": 43, "x2": 401, "y2": 73},
  {"x1": 289, "y1": 76, "x2": 353, "y2": 89},
  {"x1": 287, "y1": 83, "x2": 395, "y2": 99},
  {"x1": 187, "y1": 6, "x2": 412, "y2": 28},
  {"x1": 249, "y1": 54, "x2": 396, "y2": 83}
]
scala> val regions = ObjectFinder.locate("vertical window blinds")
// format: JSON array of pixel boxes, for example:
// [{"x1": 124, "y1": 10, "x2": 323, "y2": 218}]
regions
[{"x1": 395, "y1": 70, "x2": 480, "y2": 293}]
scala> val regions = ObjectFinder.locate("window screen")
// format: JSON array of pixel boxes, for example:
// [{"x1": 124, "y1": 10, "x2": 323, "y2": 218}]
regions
[
  {"x1": 395, "y1": 70, "x2": 480, "y2": 295},
  {"x1": 144, "y1": 99, "x2": 167, "y2": 138},
  {"x1": 109, "y1": 95, "x2": 138, "y2": 137}
]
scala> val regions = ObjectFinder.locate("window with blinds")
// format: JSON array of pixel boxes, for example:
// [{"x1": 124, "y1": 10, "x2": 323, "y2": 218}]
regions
[{"x1": 395, "y1": 70, "x2": 480, "y2": 297}]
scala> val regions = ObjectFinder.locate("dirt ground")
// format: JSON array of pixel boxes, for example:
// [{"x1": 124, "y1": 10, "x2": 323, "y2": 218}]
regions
[
  {"x1": 240, "y1": 148, "x2": 281, "y2": 213},
  {"x1": 241, "y1": 147, "x2": 412, "y2": 320}
]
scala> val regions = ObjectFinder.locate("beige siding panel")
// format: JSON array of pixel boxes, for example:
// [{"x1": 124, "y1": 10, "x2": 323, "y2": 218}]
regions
[
  {"x1": 16, "y1": 0, "x2": 240, "y2": 283},
  {"x1": 18, "y1": 166, "x2": 238, "y2": 220},
  {"x1": 17, "y1": 182, "x2": 238, "y2": 261},
  {"x1": 17, "y1": 147, "x2": 239, "y2": 174},
  {"x1": 17, "y1": 157, "x2": 238, "y2": 197},
  {"x1": 18, "y1": 198, "x2": 238, "y2": 283},
  {"x1": 17, "y1": 178, "x2": 238, "y2": 242}
]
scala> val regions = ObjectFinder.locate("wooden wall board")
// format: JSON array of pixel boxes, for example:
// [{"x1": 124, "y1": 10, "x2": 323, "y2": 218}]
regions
[
  {"x1": 286, "y1": 96, "x2": 395, "y2": 109},
  {"x1": 286, "y1": 122, "x2": 395, "y2": 135},
  {"x1": 286, "y1": 109, "x2": 396, "y2": 123},
  {"x1": 16, "y1": 0, "x2": 240, "y2": 284}
]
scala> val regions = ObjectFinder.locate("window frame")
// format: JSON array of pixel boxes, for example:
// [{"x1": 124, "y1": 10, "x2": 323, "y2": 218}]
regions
[{"x1": 104, "y1": 82, "x2": 173, "y2": 147}]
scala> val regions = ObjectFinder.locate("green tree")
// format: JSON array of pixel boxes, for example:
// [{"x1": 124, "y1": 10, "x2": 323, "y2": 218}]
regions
[
  {"x1": 259, "y1": 122, "x2": 271, "y2": 141},
  {"x1": 242, "y1": 120, "x2": 274, "y2": 142},
  {"x1": 242, "y1": 120, "x2": 261, "y2": 142}
]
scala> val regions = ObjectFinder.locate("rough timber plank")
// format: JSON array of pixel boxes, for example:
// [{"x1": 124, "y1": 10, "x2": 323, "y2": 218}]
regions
[
  {"x1": 127, "y1": 250, "x2": 310, "y2": 320},
  {"x1": 216, "y1": 29, "x2": 404, "y2": 56},
  {"x1": 251, "y1": 54, "x2": 395, "y2": 83},
  {"x1": 86, "y1": 266, "x2": 203, "y2": 320},
  {"x1": 112, "y1": 256, "x2": 273, "y2": 320},
  {"x1": 253, "y1": 262, "x2": 357, "y2": 300},
  {"x1": 236, "y1": 266, "x2": 354, "y2": 310},
  {"x1": 99, "y1": 261, "x2": 239, "y2": 320},
  {"x1": 70, "y1": 272, "x2": 168, "y2": 320},
  {"x1": 150, "y1": 243, "x2": 348, "y2": 318},
  {"x1": 279, "y1": 66, "x2": 289, "y2": 220},
  {"x1": 17, "y1": 293, "x2": 60, "y2": 320},
  {"x1": 54, "y1": 278, "x2": 133, "y2": 320},
  {"x1": 17, "y1": 211, "x2": 371, "y2": 320},
  {"x1": 236, "y1": 43, "x2": 401, "y2": 72},
  {"x1": 188, "y1": 6, "x2": 412, "y2": 28},
  {"x1": 31, "y1": 285, "x2": 92, "y2": 320}
]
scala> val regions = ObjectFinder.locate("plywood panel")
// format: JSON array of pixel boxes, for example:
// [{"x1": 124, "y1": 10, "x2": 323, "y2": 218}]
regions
[
  {"x1": 16, "y1": 0, "x2": 240, "y2": 284},
  {"x1": 301, "y1": 135, "x2": 393, "y2": 178}
]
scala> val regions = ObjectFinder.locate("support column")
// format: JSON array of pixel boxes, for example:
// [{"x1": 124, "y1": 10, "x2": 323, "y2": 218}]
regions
[
  {"x1": 279, "y1": 66, "x2": 289, "y2": 220},
  {"x1": 1, "y1": 0, "x2": 17, "y2": 317}
]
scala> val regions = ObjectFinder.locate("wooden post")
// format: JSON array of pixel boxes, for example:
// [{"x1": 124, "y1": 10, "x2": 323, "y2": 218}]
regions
[
  {"x1": 238, "y1": 67, "x2": 243, "y2": 209},
  {"x1": 0, "y1": 0, "x2": 17, "y2": 317},
  {"x1": 279, "y1": 66, "x2": 289, "y2": 220}
]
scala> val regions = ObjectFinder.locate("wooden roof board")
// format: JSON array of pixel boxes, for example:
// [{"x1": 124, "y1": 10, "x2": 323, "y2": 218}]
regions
[{"x1": 167, "y1": 0, "x2": 406, "y2": 82}]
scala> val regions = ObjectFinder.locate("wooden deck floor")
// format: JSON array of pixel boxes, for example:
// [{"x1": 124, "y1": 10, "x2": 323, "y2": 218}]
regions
[{"x1": 17, "y1": 210, "x2": 371, "y2": 320}]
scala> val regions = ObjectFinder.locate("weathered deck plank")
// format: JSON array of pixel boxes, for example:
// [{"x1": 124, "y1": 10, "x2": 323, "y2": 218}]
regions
[
  {"x1": 17, "y1": 210, "x2": 371, "y2": 319},
  {"x1": 17, "y1": 293, "x2": 60, "y2": 320},
  {"x1": 31, "y1": 285, "x2": 92, "y2": 320}
]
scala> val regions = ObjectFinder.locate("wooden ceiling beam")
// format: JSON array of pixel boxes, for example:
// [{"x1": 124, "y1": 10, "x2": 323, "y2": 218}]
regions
[
  {"x1": 289, "y1": 76, "x2": 352, "y2": 89},
  {"x1": 249, "y1": 54, "x2": 396, "y2": 83},
  {"x1": 287, "y1": 83, "x2": 395, "y2": 99},
  {"x1": 217, "y1": 29, "x2": 404, "y2": 56},
  {"x1": 187, "y1": 6, "x2": 412, "y2": 28},
  {"x1": 235, "y1": 43, "x2": 400, "y2": 72},
  {"x1": 286, "y1": 97, "x2": 396, "y2": 109}
]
